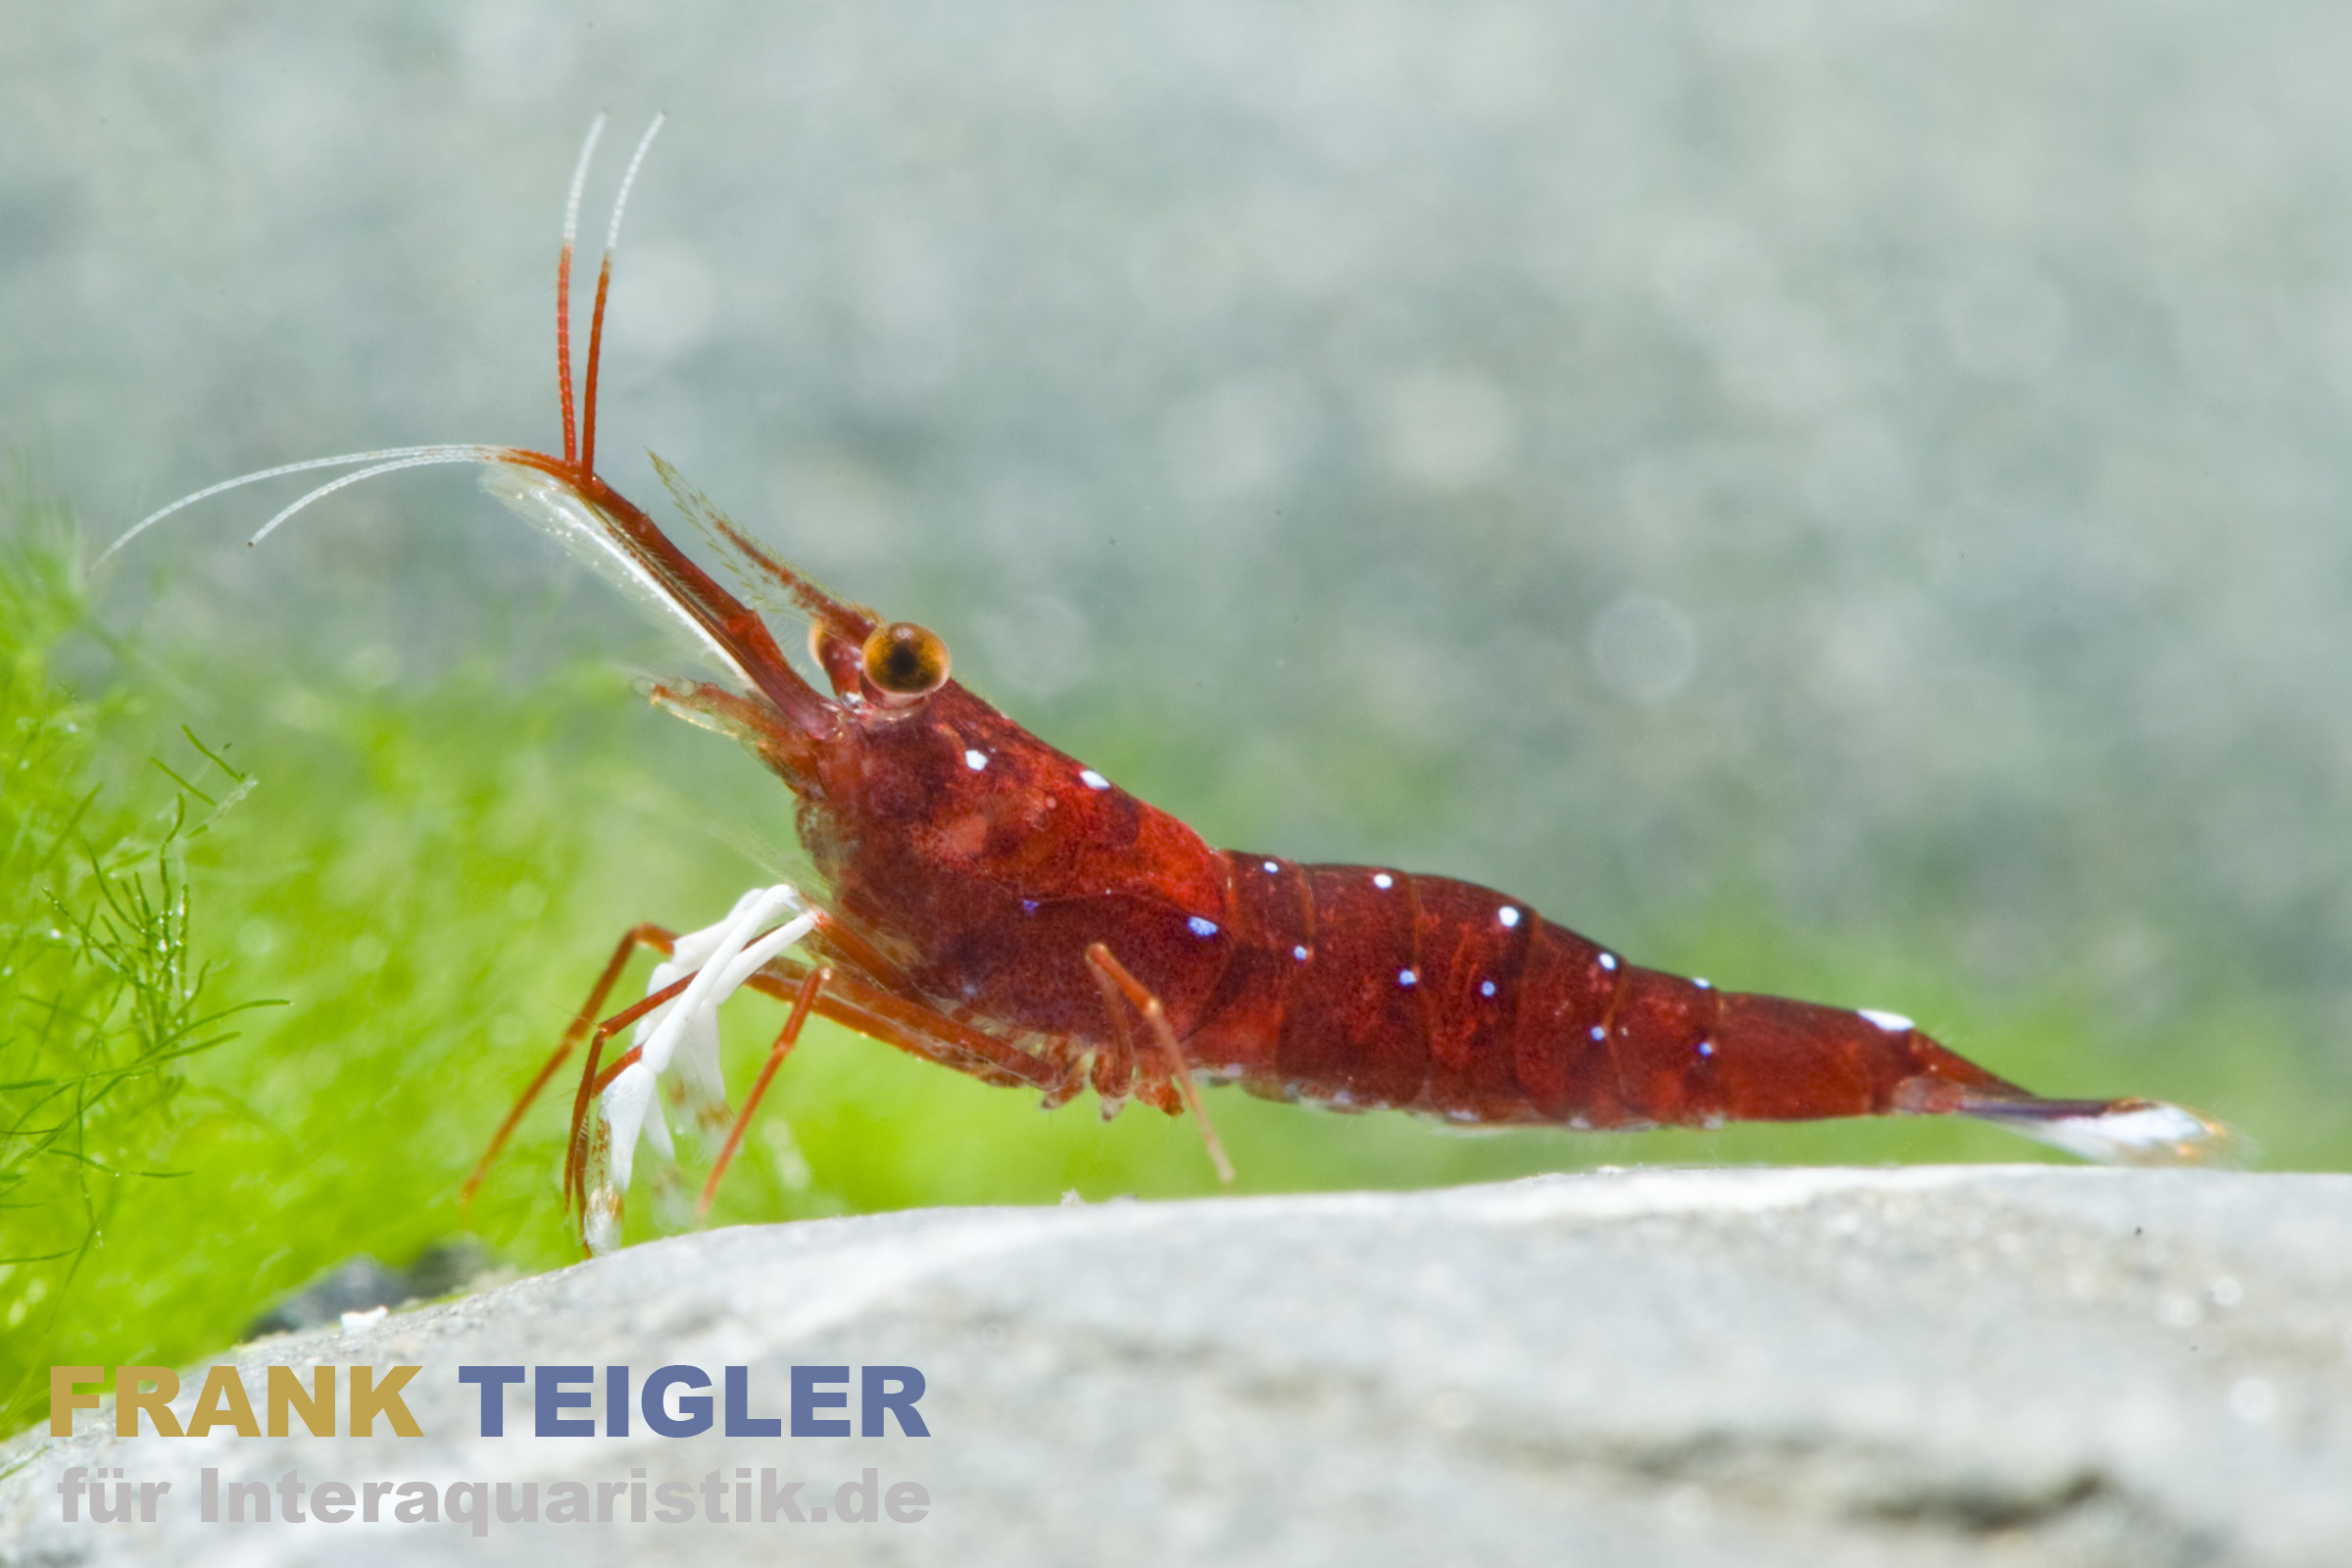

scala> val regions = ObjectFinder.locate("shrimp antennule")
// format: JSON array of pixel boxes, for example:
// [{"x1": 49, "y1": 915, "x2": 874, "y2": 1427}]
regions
[
  {"x1": 580, "y1": 113, "x2": 665, "y2": 478},
  {"x1": 556, "y1": 113, "x2": 608, "y2": 467}
]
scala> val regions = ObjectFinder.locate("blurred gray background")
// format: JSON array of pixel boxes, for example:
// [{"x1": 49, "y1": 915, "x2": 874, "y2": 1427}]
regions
[{"x1": 9, "y1": 2, "x2": 2352, "y2": 1134}]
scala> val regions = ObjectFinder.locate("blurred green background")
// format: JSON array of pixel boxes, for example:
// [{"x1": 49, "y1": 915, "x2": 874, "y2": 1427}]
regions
[{"x1": 6, "y1": 2, "x2": 2351, "y2": 1432}]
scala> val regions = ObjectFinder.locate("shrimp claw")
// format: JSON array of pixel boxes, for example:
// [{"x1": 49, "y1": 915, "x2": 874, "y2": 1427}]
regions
[{"x1": 576, "y1": 884, "x2": 815, "y2": 1253}]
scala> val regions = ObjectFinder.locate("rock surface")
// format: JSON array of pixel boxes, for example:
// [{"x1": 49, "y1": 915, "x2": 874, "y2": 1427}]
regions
[{"x1": 4, "y1": 1167, "x2": 2350, "y2": 1567}]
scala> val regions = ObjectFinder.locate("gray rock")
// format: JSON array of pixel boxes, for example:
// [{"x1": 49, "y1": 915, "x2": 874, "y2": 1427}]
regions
[
  {"x1": 5, "y1": 1167, "x2": 2349, "y2": 1566},
  {"x1": 244, "y1": 1244, "x2": 502, "y2": 1342}
]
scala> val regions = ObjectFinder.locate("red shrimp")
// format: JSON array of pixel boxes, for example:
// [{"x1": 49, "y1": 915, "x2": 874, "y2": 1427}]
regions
[{"x1": 114, "y1": 120, "x2": 2234, "y2": 1252}]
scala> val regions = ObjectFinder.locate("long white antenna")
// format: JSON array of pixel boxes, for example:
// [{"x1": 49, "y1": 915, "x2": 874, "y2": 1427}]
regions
[
  {"x1": 100, "y1": 446, "x2": 494, "y2": 565},
  {"x1": 246, "y1": 450, "x2": 502, "y2": 547}
]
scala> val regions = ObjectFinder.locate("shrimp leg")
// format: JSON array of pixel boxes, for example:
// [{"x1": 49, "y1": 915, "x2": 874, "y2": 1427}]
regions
[
  {"x1": 543, "y1": 887, "x2": 1100, "y2": 1250},
  {"x1": 472, "y1": 885, "x2": 1259, "y2": 1251},
  {"x1": 1087, "y1": 944, "x2": 1237, "y2": 1187},
  {"x1": 462, "y1": 921, "x2": 679, "y2": 1209},
  {"x1": 696, "y1": 964, "x2": 830, "y2": 1219}
]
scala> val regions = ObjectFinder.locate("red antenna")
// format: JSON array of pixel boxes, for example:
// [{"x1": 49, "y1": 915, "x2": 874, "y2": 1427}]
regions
[
  {"x1": 554, "y1": 115, "x2": 607, "y2": 468},
  {"x1": 555, "y1": 114, "x2": 664, "y2": 478}
]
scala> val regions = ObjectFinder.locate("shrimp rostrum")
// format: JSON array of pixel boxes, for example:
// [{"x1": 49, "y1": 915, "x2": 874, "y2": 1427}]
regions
[{"x1": 116, "y1": 120, "x2": 2235, "y2": 1252}]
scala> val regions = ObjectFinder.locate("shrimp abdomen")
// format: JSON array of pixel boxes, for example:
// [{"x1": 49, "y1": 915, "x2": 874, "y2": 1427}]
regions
[{"x1": 1193, "y1": 858, "x2": 2030, "y2": 1133}]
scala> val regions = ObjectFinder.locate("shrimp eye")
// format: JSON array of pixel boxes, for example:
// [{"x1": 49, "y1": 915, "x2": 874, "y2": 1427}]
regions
[{"x1": 861, "y1": 620, "x2": 951, "y2": 700}]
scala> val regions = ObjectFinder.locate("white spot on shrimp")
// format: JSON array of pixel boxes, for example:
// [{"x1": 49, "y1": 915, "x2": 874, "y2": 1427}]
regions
[
  {"x1": 1398, "y1": 968, "x2": 1417, "y2": 987},
  {"x1": 1599, "y1": 953, "x2": 1618, "y2": 971},
  {"x1": 1187, "y1": 916, "x2": 1219, "y2": 938},
  {"x1": 1262, "y1": 859, "x2": 1280, "y2": 874},
  {"x1": 1497, "y1": 906, "x2": 1521, "y2": 928},
  {"x1": 1293, "y1": 945, "x2": 1309, "y2": 961},
  {"x1": 1697, "y1": 1041, "x2": 1715, "y2": 1056},
  {"x1": 1079, "y1": 768, "x2": 1110, "y2": 790},
  {"x1": 1021, "y1": 899, "x2": 1039, "y2": 914},
  {"x1": 963, "y1": 748, "x2": 989, "y2": 771},
  {"x1": 1372, "y1": 872, "x2": 1395, "y2": 890},
  {"x1": 1693, "y1": 977, "x2": 1711, "y2": 990},
  {"x1": 1589, "y1": 1025, "x2": 1606, "y2": 1041},
  {"x1": 1480, "y1": 979, "x2": 1496, "y2": 998},
  {"x1": 1858, "y1": 1008, "x2": 1914, "y2": 1033}
]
